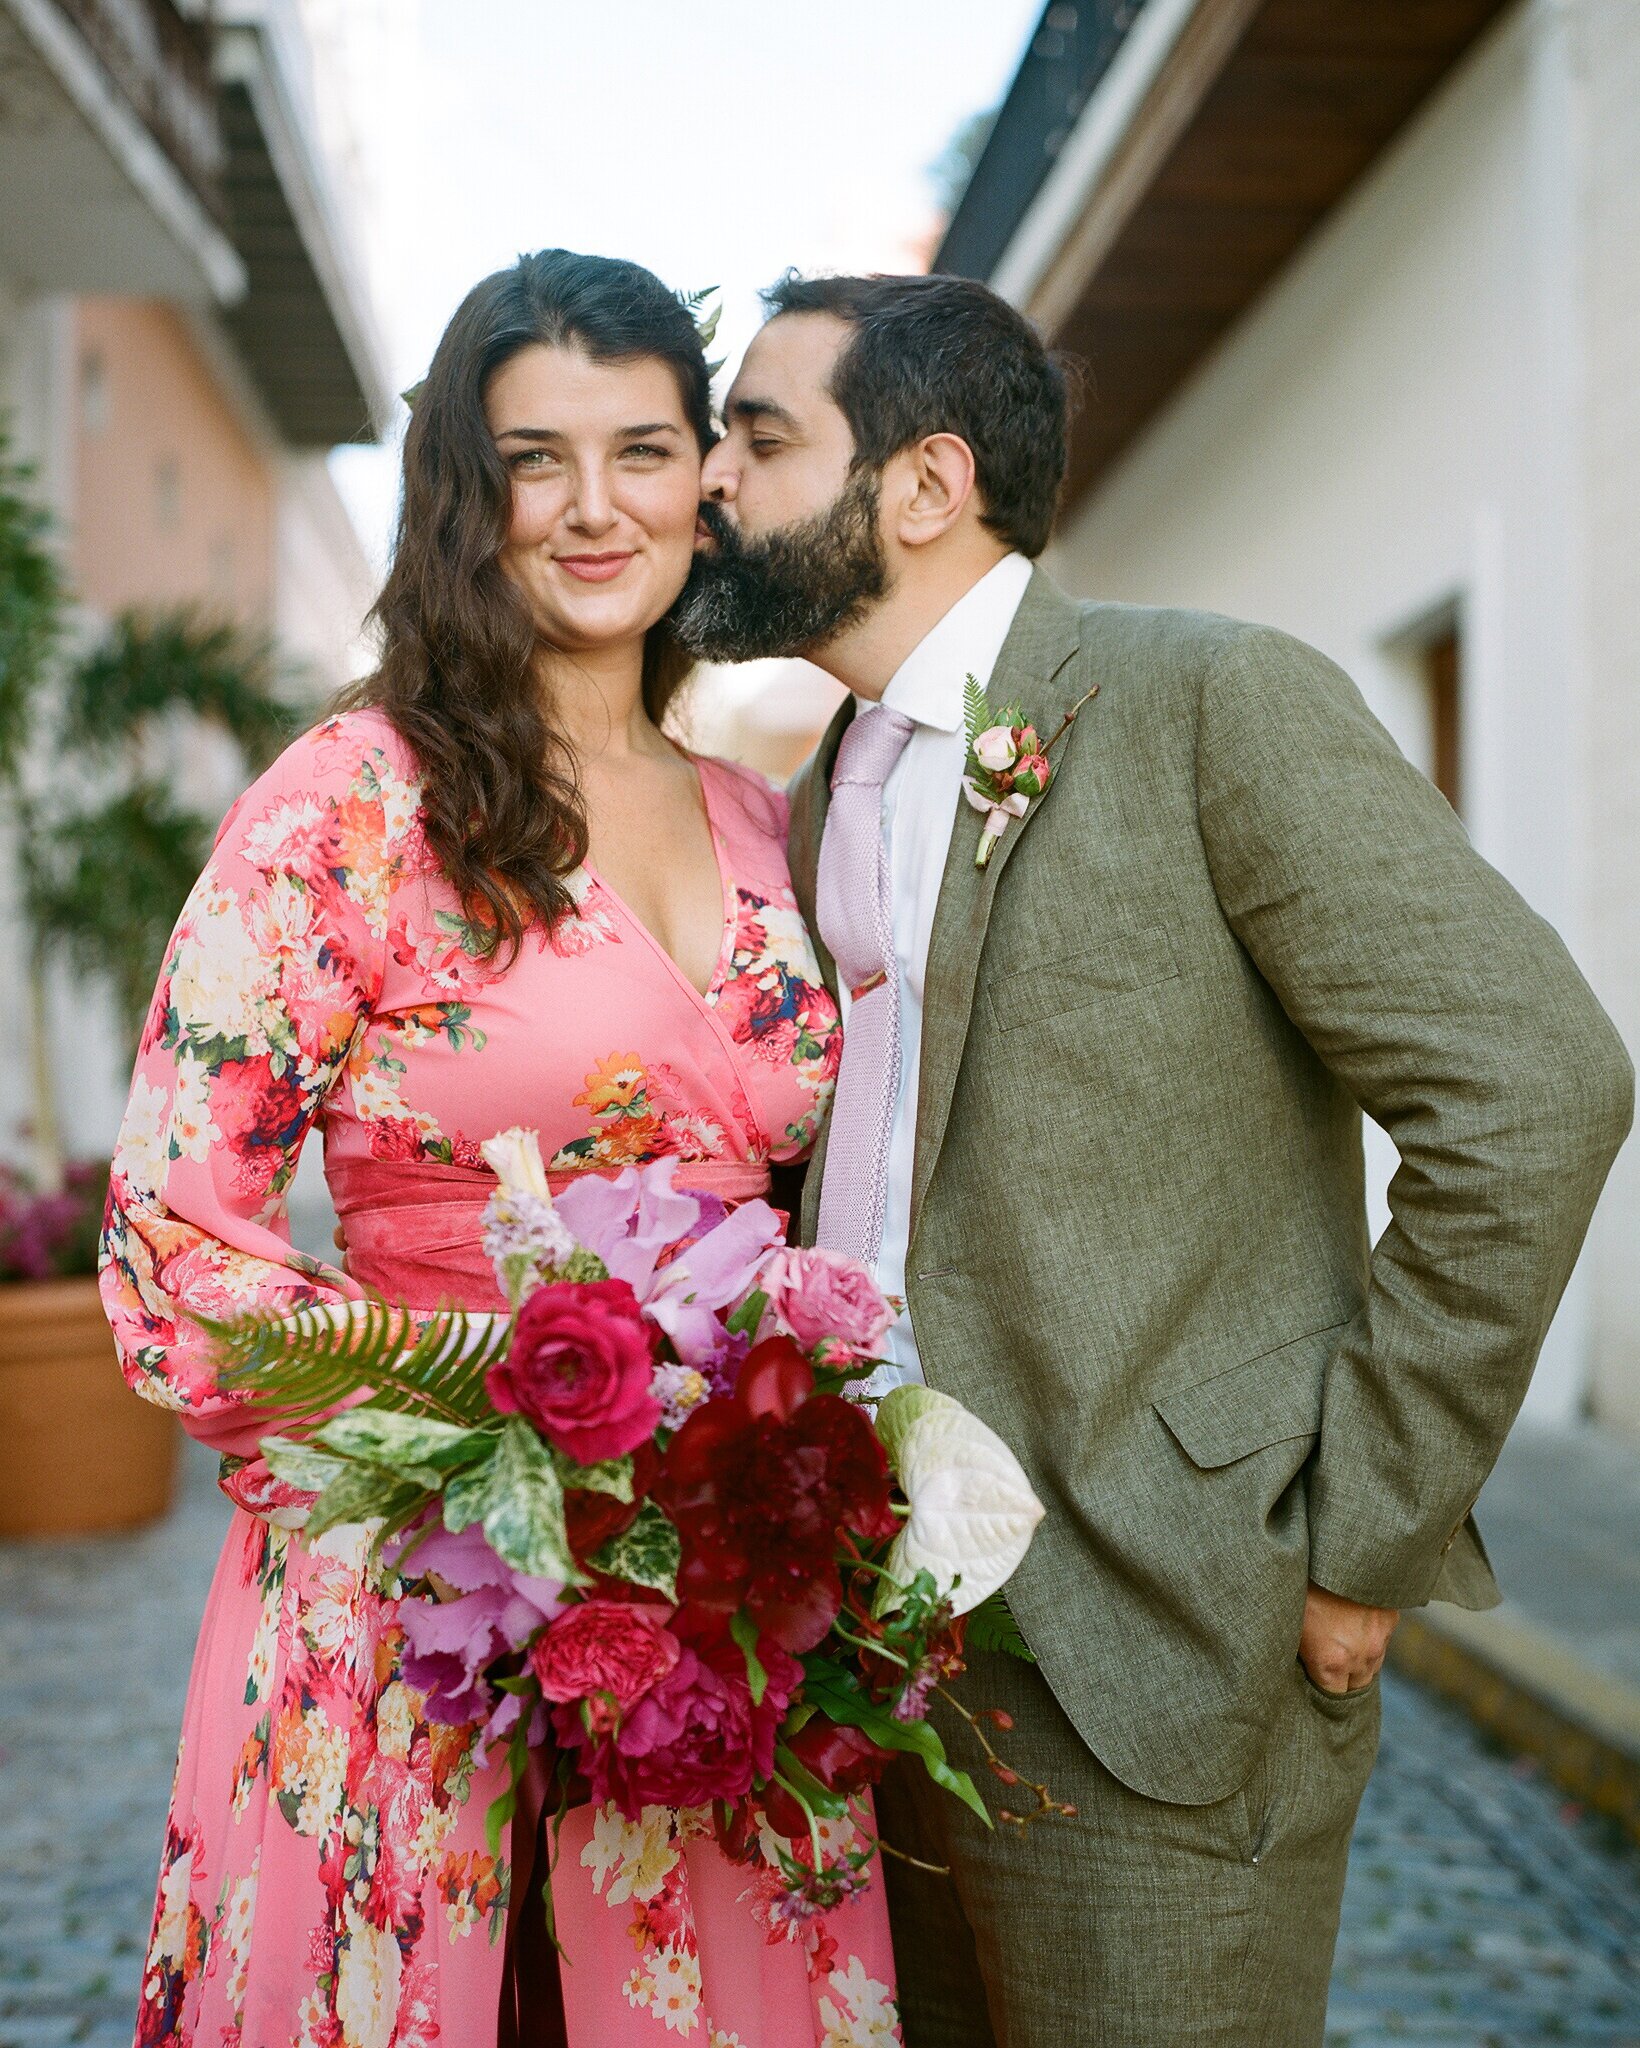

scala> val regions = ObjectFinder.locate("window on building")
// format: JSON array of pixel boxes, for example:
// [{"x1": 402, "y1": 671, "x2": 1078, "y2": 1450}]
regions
[
  {"x1": 80, "y1": 350, "x2": 109, "y2": 435},
  {"x1": 155, "y1": 455, "x2": 182, "y2": 532},
  {"x1": 1424, "y1": 624, "x2": 1461, "y2": 815}
]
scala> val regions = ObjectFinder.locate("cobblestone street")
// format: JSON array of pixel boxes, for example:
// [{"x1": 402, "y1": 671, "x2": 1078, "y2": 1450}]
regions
[{"x1": 2, "y1": 1448, "x2": 1637, "y2": 2048}]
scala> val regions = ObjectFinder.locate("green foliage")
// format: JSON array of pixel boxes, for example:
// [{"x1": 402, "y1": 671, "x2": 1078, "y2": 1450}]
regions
[
  {"x1": 64, "y1": 608, "x2": 297, "y2": 771},
  {"x1": 0, "y1": 420, "x2": 65, "y2": 785},
  {"x1": 962, "y1": 672, "x2": 989, "y2": 750},
  {"x1": 445, "y1": 1416, "x2": 580, "y2": 1582},
  {"x1": 730, "y1": 1607, "x2": 768, "y2": 1706},
  {"x1": 315, "y1": 1409, "x2": 495, "y2": 1485},
  {"x1": 799, "y1": 1660, "x2": 990, "y2": 1823},
  {"x1": 556, "y1": 1453, "x2": 634, "y2": 1501},
  {"x1": 589, "y1": 1501, "x2": 681, "y2": 1601},
  {"x1": 209, "y1": 1295, "x2": 513, "y2": 1432},
  {"x1": 964, "y1": 1591, "x2": 1037, "y2": 1663},
  {"x1": 20, "y1": 781, "x2": 213, "y2": 1045},
  {"x1": 772, "y1": 1745, "x2": 850, "y2": 1820},
  {"x1": 725, "y1": 1288, "x2": 766, "y2": 1339}
]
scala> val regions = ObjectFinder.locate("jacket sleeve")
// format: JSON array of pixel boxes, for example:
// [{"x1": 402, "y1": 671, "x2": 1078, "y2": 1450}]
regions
[
  {"x1": 98, "y1": 715, "x2": 413, "y2": 1504},
  {"x1": 1195, "y1": 624, "x2": 1633, "y2": 1610}
]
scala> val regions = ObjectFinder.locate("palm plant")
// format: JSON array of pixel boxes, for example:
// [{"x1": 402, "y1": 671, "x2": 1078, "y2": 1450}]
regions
[
  {"x1": 24, "y1": 610, "x2": 300, "y2": 1050},
  {"x1": 0, "y1": 416, "x2": 307, "y2": 1185}
]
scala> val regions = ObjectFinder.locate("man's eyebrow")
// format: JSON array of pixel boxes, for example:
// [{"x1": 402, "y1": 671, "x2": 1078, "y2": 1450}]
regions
[
  {"x1": 728, "y1": 396, "x2": 800, "y2": 432},
  {"x1": 494, "y1": 421, "x2": 682, "y2": 442}
]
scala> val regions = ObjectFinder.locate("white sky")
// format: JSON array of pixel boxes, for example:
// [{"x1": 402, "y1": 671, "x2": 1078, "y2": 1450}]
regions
[{"x1": 315, "y1": 0, "x2": 1044, "y2": 566}]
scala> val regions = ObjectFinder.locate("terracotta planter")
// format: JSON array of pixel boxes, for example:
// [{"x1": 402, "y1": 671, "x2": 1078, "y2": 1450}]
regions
[{"x1": 0, "y1": 1274, "x2": 178, "y2": 1537}]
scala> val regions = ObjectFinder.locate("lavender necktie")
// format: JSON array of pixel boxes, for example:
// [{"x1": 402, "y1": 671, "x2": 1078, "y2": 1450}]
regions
[{"x1": 814, "y1": 702, "x2": 917, "y2": 1268}]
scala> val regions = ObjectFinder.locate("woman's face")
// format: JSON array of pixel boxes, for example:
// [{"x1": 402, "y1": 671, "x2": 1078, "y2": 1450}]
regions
[{"x1": 484, "y1": 343, "x2": 703, "y2": 656}]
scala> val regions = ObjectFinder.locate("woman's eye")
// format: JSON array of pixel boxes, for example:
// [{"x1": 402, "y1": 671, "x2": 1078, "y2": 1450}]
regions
[
  {"x1": 623, "y1": 443, "x2": 672, "y2": 461},
  {"x1": 509, "y1": 449, "x2": 557, "y2": 472}
]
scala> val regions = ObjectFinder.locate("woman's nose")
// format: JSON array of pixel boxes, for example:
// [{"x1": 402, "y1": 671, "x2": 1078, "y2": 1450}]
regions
[{"x1": 568, "y1": 466, "x2": 616, "y2": 533}]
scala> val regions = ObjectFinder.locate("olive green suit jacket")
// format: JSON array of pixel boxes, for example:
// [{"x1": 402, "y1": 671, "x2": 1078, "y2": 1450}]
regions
[{"x1": 788, "y1": 570, "x2": 1634, "y2": 1806}]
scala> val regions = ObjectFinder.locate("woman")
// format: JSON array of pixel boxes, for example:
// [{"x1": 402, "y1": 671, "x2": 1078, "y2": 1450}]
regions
[{"x1": 101, "y1": 250, "x2": 899, "y2": 2047}]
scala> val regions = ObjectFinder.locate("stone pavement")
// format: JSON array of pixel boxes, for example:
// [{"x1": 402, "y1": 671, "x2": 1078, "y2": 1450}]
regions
[
  {"x1": 2, "y1": 1444, "x2": 1639, "y2": 2048},
  {"x1": 1394, "y1": 1421, "x2": 1640, "y2": 1838}
]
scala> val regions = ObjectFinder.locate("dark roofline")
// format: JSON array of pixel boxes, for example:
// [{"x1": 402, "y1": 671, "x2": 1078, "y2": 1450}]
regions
[{"x1": 934, "y1": 2, "x2": 1149, "y2": 282}]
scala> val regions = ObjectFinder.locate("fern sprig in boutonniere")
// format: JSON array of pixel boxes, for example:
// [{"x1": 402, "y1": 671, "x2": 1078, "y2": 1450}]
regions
[{"x1": 961, "y1": 673, "x2": 1100, "y2": 867}]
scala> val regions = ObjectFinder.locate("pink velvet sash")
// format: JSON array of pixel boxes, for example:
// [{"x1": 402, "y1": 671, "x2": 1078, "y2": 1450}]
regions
[{"x1": 327, "y1": 1156, "x2": 774, "y2": 1311}]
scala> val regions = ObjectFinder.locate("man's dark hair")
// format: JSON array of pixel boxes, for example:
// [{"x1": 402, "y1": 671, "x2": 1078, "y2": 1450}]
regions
[{"x1": 761, "y1": 271, "x2": 1070, "y2": 558}]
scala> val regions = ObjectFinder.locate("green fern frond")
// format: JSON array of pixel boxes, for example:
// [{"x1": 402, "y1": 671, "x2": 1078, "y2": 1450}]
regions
[
  {"x1": 962, "y1": 673, "x2": 990, "y2": 749},
  {"x1": 207, "y1": 1295, "x2": 512, "y2": 1432},
  {"x1": 964, "y1": 1591, "x2": 1036, "y2": 1662}
]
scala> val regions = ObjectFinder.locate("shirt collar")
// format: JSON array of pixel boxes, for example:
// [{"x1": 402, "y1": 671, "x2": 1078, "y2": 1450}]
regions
[{"x1": 860, "y1": 552, "x2": 1034, "y2": 734}]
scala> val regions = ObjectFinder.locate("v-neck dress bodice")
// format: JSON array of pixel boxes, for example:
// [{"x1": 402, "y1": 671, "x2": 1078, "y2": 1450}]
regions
[{"x1": 98, "y1": 712, "x2": 899, "y2": 2048}]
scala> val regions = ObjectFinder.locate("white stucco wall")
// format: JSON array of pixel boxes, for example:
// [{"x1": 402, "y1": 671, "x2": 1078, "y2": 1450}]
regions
[
  {"x1": 1049, "y1": 1, "x2": 1620, "y2": 1423},
  {"x1": 1572, "y1": 0, "x2": 1640, "y2": 1435}
]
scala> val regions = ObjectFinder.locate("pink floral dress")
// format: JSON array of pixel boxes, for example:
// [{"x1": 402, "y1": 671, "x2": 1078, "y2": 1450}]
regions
[{"x1": 100, "y1": 710, "x2": 902, "y2": 2048}]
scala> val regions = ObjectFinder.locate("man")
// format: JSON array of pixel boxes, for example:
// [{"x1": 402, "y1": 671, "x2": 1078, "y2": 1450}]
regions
[{"x1": 673, "y1": 272, "x2": 1634, "y2": 2046}]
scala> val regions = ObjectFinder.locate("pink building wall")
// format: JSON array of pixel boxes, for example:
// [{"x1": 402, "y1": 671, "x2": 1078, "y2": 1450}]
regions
[{"x1": 69, "y1": 298, "x2": 275, "y2": 624}]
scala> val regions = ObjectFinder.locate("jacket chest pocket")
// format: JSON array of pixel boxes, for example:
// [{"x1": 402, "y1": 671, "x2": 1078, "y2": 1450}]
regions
[{"x1": 987, "y1": 923, "x2": 1179, "y2": 1032}]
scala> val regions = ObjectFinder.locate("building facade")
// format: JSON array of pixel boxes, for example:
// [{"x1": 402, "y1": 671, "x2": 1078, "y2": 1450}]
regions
[
  {"x1": 0, "y1": 0, "x2": 387, "y2": 1172},
  {"x1": 938, "y1": 0, "x2": 1637, "y2": 1432}
]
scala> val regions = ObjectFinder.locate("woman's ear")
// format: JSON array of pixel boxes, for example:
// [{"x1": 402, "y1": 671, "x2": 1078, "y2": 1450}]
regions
[{"x1": 892, "y1": 432, "x2": 978, "y2": 548}]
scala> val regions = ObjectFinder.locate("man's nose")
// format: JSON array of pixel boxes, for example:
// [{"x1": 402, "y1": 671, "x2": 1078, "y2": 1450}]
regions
[{"x1": 699, "y1": 439, "x2": 736, "y2": 503}]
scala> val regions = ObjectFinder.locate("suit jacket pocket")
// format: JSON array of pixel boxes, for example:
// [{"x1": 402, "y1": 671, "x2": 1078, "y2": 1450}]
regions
[
  {"x1": 1154, "y1": 1319, "x2": 1352, "y2": 1469},
  {"x1": 988, "y1": 924, "x2": 1179, "y2": 1031}
]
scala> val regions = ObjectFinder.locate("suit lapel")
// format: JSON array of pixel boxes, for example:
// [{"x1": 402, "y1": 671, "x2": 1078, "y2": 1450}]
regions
[
  {"x1": 789, "y1": 696, "x2": 854, "y2": 1244},
  {"x1": 909, "y1": 570, "x2": 1088, "y2": 1231},
  {"x1": 787, "y1": 694, "x2": 854, "y2": 1002}
]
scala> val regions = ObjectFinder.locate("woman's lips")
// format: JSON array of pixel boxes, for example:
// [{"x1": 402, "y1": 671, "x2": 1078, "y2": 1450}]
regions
[{"x1": 556, "y1": 552, "x2": 634, "y2": 583}]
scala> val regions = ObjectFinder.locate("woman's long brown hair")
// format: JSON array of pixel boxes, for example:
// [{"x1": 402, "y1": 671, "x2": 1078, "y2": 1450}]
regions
[{"x1": 341, "y1": 250, "x2": 714, "y2": 958}]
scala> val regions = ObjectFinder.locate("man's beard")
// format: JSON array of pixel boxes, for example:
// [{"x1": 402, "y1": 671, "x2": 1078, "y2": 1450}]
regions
[{"x1": 670, "y1": 469, "x2": 889, "y2": 663}]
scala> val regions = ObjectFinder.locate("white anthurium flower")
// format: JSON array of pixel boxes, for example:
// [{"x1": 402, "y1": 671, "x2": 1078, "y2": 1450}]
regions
[
  {"x1": 973, "y1": 724, "x2": 1018, "y2": 773},
  {"x1": 481, "y1": 1126, "x2": 551, "y2": 1202},
  {"x1": 875, "y1": 1385, "x2": 1045, "y2": 1617}
]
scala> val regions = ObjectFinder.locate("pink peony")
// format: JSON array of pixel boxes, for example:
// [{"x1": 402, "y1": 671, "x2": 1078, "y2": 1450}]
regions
[
  {"x1": 553, "y1": 1620, "x2": 801, "y2": 1818},
  {"x1": 529, "y1": 1599, "x2": 680, "y2": 1732},
  {"x1": 760, "y1": 1245, "x2": 893, "y2": 1358},
  {"x1": 486, "y1": 1277, "x2": 660, "y2": 1463}
]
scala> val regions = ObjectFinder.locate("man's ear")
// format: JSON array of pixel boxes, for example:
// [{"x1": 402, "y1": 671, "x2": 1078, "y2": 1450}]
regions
[{"x1": 891, "y1": 432, "x2": 978, "y2": 548}]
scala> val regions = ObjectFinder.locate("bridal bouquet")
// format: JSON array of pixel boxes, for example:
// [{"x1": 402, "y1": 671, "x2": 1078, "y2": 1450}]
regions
[{"x1": 209, "y1": 1131, "x2": 1057, "y2": 1917}]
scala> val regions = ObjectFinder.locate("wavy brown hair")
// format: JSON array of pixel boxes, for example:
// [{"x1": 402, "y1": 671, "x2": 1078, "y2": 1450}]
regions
[{"x1": 342, "y1": 250, "x2": 714, "y2": 957}]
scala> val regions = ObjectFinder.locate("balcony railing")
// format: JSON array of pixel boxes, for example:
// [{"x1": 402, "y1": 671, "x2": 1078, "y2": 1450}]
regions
[{"x1": 53, "y1": 0, "x2": 227, "y2": 221}]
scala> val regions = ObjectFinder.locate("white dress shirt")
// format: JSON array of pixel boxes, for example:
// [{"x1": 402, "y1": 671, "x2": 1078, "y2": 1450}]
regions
[{"x1": 834, "y1": 551, "x2": 1033, "y2": 1390}]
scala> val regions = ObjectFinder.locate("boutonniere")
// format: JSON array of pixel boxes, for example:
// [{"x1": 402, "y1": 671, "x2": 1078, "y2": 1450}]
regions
[{"x1": 961, "y1": 674, "x2": 1100, "y2": 867}]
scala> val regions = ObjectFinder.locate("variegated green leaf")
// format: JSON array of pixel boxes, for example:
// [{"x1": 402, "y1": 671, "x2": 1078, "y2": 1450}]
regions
[
  {"x1": 445, "y1": 1417, "x2": 580, "y2": 1583},
  {"x1": 306, "y1": 1463, "x2": 430, "y2": 1542},
  {"x1": 588, "y1": 1501, "x2": 680, "y2": 1601},
  {"x1": 316, "y1": 1409, "x2": 493, "y2": 1479},
  {"x1": 261, "y1": 1435, "x2": 353, "y2": 1495},
  {"x1": 556, "y1": 1453, "x2": 634, "y2": 1501}
]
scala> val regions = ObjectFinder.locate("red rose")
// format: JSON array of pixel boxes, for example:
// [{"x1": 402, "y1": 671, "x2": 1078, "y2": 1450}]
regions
[
  {"x1": 529, "y1": 1599, "x2": 679, "y2": 1732},
  {"x1": 655, "y1": 1337, "x2": 898, "y2": 1651},
  {"x1": 554, "y1": 1614, "x2": 800, "y2": 1817},
  {"x1": 787, "y1": 1716, "x2": 895, "y2": 1794},
  {"x1": 761, "y1": 1716, "x2": 897, "y2": 1841},
  {"x1": 487, "y1": 1278, "x2": 660, "y2": 1464}
]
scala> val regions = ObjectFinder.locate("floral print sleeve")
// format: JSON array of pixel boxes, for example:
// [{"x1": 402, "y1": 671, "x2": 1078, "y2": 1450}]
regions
[{"x1": 99, "y1": 712, "x2": 418, "y2": 1472}]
